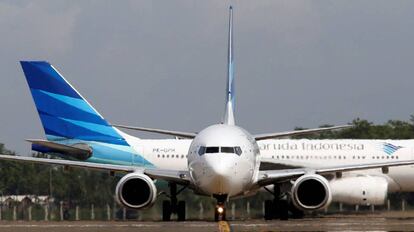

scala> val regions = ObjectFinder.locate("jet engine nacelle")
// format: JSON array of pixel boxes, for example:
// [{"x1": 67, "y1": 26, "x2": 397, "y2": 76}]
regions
[
  {"x1": 330, "y1": 176, "x2": 388, "y2": 205},
  {"x1": 115, "y1": 173, "x2": 157, "y2": 209},
  {"x1": 291, "y1": 174, "x2": 332, "y2": 211}
]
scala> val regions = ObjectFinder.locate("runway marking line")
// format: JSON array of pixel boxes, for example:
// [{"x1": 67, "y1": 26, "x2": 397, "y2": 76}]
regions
[{"x1": 218, "y1": 221, "x2": 231, "y2": 232}]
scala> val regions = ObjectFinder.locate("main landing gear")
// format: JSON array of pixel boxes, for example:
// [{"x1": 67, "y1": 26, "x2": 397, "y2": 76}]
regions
[
  {"x1": 162, "y1": 183, "x2": 186, "y2": 221},
  {"x1": 264, "y1": 185, "x2": 304, "y2": 220},
  {"x1": 214, "y1": 194, "x2": 227, "y2": 221}
]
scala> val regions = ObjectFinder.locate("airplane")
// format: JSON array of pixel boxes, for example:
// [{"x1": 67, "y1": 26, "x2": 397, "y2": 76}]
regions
[{"x1": 2, "y1": 6, "x2": 414, "y2": 221}]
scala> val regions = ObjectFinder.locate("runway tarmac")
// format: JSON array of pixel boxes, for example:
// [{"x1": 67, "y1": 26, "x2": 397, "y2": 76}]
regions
[{"x1": 1, "y1": 214, "x2": 414, "y2": 231}]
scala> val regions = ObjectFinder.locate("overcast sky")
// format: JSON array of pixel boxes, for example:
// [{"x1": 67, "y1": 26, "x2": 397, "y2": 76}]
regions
[{"x1": 1, "y1": 0, "x2": 414, "y2": 154}]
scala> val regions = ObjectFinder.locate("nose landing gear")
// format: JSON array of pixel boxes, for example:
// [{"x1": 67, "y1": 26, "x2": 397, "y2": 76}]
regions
[
  {"x1": 215, "y1": 203, "x2": 226, "y2": 221},
  {"x1": 214, "y1": 194, "x2": 228, "y2": 221}
]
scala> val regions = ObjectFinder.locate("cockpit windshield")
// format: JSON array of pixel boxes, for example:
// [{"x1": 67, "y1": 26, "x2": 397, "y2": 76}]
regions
[
  {"x1": 198, "y1": 146, "x2": 242, "y2": 156},
  {"x1": 206, "y1": 147, "x2": 219, "y2": 154}
]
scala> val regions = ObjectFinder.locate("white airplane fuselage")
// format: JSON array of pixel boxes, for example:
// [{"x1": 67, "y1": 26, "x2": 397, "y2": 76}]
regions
[{"x1": 135, "y1": 137, "x2": 414, "y2": 195}]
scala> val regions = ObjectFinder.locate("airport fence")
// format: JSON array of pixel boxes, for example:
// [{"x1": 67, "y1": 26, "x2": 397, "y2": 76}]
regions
[{"x1": 0, "y1": 197, "x2": 413, "y2": 221}]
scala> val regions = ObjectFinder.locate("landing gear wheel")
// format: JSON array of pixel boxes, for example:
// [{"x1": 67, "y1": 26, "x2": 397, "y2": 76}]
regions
[
  {"x1": 264, "y1": 200, "x2": 274, "y2": 220},
  {"x1": 177, "y1": 201, "x2": 186, "y2": 221},
  {"x1": 162, "y1": 200, "x2": 172, "y2": 221},
  {"x1": 278, "y1": 199, "x2": 289, "y2": 221},
  {"x1": 273, "y1": 199, "x2": 280, "y2": 219}
]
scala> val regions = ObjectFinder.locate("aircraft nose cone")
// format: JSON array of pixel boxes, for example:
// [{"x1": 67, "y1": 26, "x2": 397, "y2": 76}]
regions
[
  {"x1": 204, "y1": 154, "x2": 233, "y2": 176},
  {"x1": 203, "y1": 154, "x2": 235, "y2": 194},
  {"x1": 210, "y1": 159, "x2": 229, "y2": 177}
]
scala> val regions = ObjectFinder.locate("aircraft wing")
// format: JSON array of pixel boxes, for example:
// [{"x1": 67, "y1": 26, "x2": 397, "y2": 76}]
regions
[
  {"x1": 113, "y1": 124, "x2": 197, "y2": 139},
  {"x1": 256, "y1": 159, "x2": 414, "y2": 186},
  {"x1": 253, "y1": 125, "x2": 352, "y2": 141},
  {"x1": 0, "y1": 155, "x2": 191, "y2": 185}
]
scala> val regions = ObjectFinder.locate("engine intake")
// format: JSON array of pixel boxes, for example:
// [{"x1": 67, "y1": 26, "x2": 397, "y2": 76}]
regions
[
  {"x1": 115, "y1": 173, "x2": 157, "y2": 209},
  {"x1": 292, "y1": 174, "x2": 332, "y2": 211}
]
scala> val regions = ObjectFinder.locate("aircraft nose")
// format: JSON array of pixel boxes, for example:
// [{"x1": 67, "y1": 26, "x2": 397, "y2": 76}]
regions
[
  {"x1": 202, "y1": 154, "x2": 236, "y2": 194},
  {"x1": 209, "y1": 158, "x2": 229, "y2": 177}
]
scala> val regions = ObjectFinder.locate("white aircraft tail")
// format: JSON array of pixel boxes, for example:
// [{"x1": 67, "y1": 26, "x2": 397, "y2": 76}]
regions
[{"x1": 223, "y1": 6, "x2": 235, "y2": 125}]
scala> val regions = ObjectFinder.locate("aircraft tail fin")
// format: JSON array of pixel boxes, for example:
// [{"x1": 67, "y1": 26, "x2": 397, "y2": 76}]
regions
[
  {"x1": 223, "y1": 6, "x2": 235, "y2": 125},
  {"x1": 20, "y1": 61, "x2": 130, "y2": 146}
]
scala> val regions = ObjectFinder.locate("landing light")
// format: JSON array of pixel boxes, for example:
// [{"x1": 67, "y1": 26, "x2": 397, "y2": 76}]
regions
[{"x1": 217, "y1": 206, "x2": 224, "y2": 214}]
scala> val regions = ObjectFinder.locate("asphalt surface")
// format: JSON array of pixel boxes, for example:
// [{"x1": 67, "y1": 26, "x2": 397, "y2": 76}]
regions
[{"x1": 1, "y1": 214, "x2": 414, "y2": 231}]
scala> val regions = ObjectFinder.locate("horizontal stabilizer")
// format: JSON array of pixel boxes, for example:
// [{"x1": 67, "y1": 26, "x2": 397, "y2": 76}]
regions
[
  {"x1": 27, "y1": 139, "x2": 92, "y2": 160},
  {"x1": 254, "y1": 125, "x2": 352, "y2": 140},
  {"x1": 113, "y1": 124, "x2": 197, "y2": 139}
]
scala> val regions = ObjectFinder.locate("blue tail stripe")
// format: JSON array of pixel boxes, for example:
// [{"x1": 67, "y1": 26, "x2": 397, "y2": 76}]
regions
[
  {"x1": 39, "y1": 113, "x2": 127, "y2": 145},
  {"x1": 61, "y1": 118, "x2": 123, "y2": 139},
  {"x1": 21, "y1": 61, "x2": 82, "y2": 99},
  {"x1": 32, "y1": 90, "x2": 109, "y2": 126},
  {"x1": 40, "y1": 90, "x2": 98, "y2": 115},
  {"x1": 32, "y1": 90, "x2": 108, "y2": 125}
]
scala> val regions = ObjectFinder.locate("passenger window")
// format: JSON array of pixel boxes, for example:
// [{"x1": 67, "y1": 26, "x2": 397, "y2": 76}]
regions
[{"x1": 198, "y1": 146, "x2": 206, "y2": 156}]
